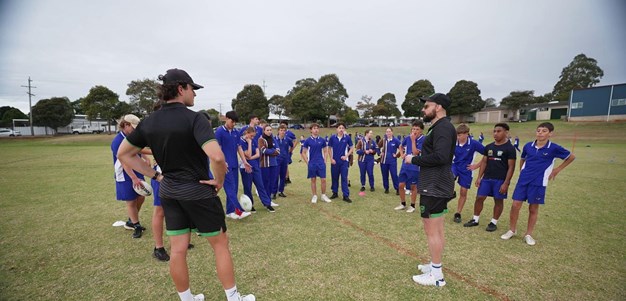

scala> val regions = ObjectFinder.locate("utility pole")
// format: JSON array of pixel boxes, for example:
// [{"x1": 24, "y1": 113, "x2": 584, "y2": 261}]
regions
[
  {"x1": 218, "y1": 103, "x2": 222, "y2": 116},
  {"x1": 21, "y1": 77, "x2": 36, "y2": 136},
  {"x1": 262, "y1": 80, "x2": 267, "y2": 96}
]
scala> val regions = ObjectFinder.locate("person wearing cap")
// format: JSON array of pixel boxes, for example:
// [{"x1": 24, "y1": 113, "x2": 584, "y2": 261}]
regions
[
  {"x1": 116, "y1": 68, "x2": 255, "y2": 301},
  {"x1": 111, "y1": 114, "x2": 147, "y2": 239},
  {"x1": 404, "y1": 93, "x2": 456, "y2": 287}
]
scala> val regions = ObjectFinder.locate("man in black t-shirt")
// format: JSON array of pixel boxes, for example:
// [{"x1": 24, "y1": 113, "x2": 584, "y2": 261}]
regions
[
  {"x1": 463, "y1": 123, "x2": 516, "y2": 233},
  {"x1": 117, "y1": 69, "x2": 255, "y2": 301}
]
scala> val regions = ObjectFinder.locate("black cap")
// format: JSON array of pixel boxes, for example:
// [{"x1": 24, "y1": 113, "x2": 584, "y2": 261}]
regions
[
  {"x1": 420, "y1": 93, "x2": 451, "y2": 111},
  {"x1": 161, "y1": 68, "x2": 204, "y2": 90},
  {"x1": 225, "y1": 111, "x2": 239, "y2": 122}
]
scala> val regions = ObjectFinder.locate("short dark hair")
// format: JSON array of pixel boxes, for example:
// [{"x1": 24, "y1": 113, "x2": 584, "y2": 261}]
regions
[
  {"x1": 310, "y1": 123, "x2": 319, "y2": 129},
  {"x1": 249, "y1": 115, "x2": 258, "y2": 121},
  {"x1": 412, "y1": 120, "x2": 424, "y2": 130},
  {"x1": 280, "y1": 120, "x2": 288, "y2": 126},
  {"x1": 537, "y1": 122, "x2": 555, "y2": 132},
  {"x1": 336, "y1": 122, "x2": 346, "y2": 128},
  {"x1": 225, "y1": 111, "x2": 239, "y2": 122},
  {"x1": 494, "y1": 122, "x2": 510, "y2": 131}
]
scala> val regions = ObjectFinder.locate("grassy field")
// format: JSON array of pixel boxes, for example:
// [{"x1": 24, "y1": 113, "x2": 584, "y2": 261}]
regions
[{"x1": 0, "y1": 120, "x2": 625, "y2": 300}]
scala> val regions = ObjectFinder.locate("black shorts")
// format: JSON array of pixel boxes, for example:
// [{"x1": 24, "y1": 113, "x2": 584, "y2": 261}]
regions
[
  {"x1": 161, "y1": 196, "x2": 227, "y2": 237},
  {"x1": 419, "y1": 195, "x2": 450, "y2": 218}
]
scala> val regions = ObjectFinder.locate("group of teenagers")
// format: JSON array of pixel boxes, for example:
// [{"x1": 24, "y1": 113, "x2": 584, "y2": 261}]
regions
[{"x1": 111, "y1": 68, "x2": 576, "y2": 301}]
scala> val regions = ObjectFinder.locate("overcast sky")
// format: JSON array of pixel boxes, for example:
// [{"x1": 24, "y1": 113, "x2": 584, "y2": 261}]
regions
[{"x1": 1, "y1": 0, "x2": 625, "y2": 115}]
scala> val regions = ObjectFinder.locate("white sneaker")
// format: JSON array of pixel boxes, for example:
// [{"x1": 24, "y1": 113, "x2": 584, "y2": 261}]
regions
[
  {"x1": 405, "y1": 189, "x2": 411, "y2": 195},
  {"x1": 394, "y1": 204, "x2": 406, "y2": 211},
  {"x1": 240, "y1": 294, "x2": 256, "y2": 301},
  {"x1": 524, "y1": 235, "x2": 536, "y2": 246},
  {"x1": 239, "y1": 212, "x2": 251, "y2": 219},
  {"x1": 311, "y1": 195, "x2": 318, "y2": 203},
  {"x1": 417, "y1": 263, "x2": 431, "y2": 274},
  {"x1": 406, "y1": 206, "x2": 416, "y2": 213},
  {"x1": 270, "y1": 201, "x2": 280, "y2": 207},
  {"x1": 193, "y1": 293, "x2": 205, "y2": 301},
  {"x1": 321, "y1": 194, "x2": 332, "y2": 203},
  {"x1": 227, "y1": 213, "x2": 240, "y2": 220},
  {"x1": 412, "y1": 273, "x2": 446, "y2": 287},
  {"x1": 500, "y1": 230, "x2": 516, "y2": 240}
]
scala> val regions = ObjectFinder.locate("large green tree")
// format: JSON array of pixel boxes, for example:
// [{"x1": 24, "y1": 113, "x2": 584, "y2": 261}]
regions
[
  {"x1": 126, "y1": 78, "x2": 159, "y2": 116},
  {"x1": 372, "y1": 93, "x2": 401, "y2": 118},
  {"x1": 500, "y1": 90, "x2": 537, "y2": 112},
  {"x1": 231, "y1": 84, "x2": 269, "y2": 121},
  {"x1": 403, "y1": 79, "x2": 435, "y2": 118},
  {"x1": 1, "y1": 107, "x2": 29, "y2": 127},
  {"x1": 199, "y1": 108, "x2": 221, "y2": 127},
  {"x1": 342, "y1": 105, "x2": 360, "y2": 125},
  {"x1": 32, "y1": 97, "x2": 74, "y2": 132},
  {"x1": 447, "y1": 80, "x2": 485, "y2": 116},
  {"x1": 269, "y1": 94, "x2": 287, "y2": 118},
  {"x1": 71, "y1": 98, "x2": 85, "y2": 114},
  {"x1": 316, "y1": 74, "x2": 349, "y2": 126},
  {"x1": 552, "y1": 53, "x2": 604, "y2": 102},
  {"x1": 82, "y1": 85, "x2": 120, "y2": 124},
  {"x1": 285, "y1": 78, "x2": 323, "y2": 123},
  {"x1": 356, "y1": 95, "x2": 375, "y2": 119}
]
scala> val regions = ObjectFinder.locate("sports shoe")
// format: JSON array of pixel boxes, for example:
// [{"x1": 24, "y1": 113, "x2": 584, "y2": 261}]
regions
[
  {"x1": 360, "y1": 186, "x2": 365, "y2": 192},
  {"x1": 271, "y1": 194, "x2": 277, "y2": 200},
  {"x1": 406, "y1": 206, "x2": 416, "y2": 213},
  {"x1": 330, "y1": 193, "x2": 338, "y2": 199},
  {"x1": 453, "y1": 213, "x2": 462, "y2": 223},
  {"x1": 270, "y1": 201, "x2": 280, "y2": 207},
  {"x1": 187, "y1": 243, "x2": 194, "y2": 249},
  {"x1": 132, "y1": 224, "x2": 144, "y2": 239},
  {"x1": 370, "y1": 187, "x2": 375, "y2": 192},
  {"x1": 524, "y1": 235, "x2": 536, "y2": 246},
  {"x1": 321, "y1": 194, "x2": 332, "y2": 203},
  {"x1": 500, "y1": 230, "x2": 516, "y2": 240},
  {"x1": 412, "y1": 273, "x2": 446, "y2": 287},
  {"x1": 394, "y1": 204, "x2": 406, "y2": 211},
  {"x1": 153, "y1": 247, "x2": 170, "y2": 262},
  {"x1": 239, "y1": 212, "x2": 251, "y2": 219},
  {"x1": 348, "y1": 180, "x2": 351, "y2": 187},
  {"x1": 266, "y1": 205, "x2": 276, "y2": 212},
  {"x1": 311, "y1": 195, "x2": 318, "y2": 203},
  {"x1": 240, "y1": 294, "x2": 256, "y2": 301},
  {"x1": 124, "y1": 219, "x2": 134, "y2": 230},
  {"x1": 486, "y1": 222, "x2": 497, "y2": 232},
  {"x1": 342, "y1": 196, "x2": 352, "y2": 203},
  {"x1": 405, "y1": 189, "x2": 411, "y2": 195},
  {"x1": 417, "y1": 263, "x2": 431, "y2": 273},
  {"x1": 285, "y1": 178, "x2": 291, "y2": 184},
  {"x1": 227, "y1": 213, "x2": 241, "y2": 220},
  {"x1": 278, "y1": 192, "x2": 287, "y2": 197},
  {"x1": 250, "y1": 207, "x2": 256, "y2": 213},
  {"x1": 463, "y1": 220, "x2": 479, "y2": 227},
  {"x1": 384, "y1": 189, "x2": 389, "y2": 194},
  {"x1": 193, "y1": 293, "x2": 205, "y2": 301}
]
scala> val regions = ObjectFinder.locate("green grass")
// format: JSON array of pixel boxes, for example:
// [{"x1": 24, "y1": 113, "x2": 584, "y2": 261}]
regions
[{"x1": 0, "y1": 120, "x2": 625, "y2": 300}]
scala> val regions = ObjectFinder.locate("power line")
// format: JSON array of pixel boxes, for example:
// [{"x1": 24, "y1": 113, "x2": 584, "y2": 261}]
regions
[{"x1": 20, "y1": 77, "x2": 36, "y2": 136}]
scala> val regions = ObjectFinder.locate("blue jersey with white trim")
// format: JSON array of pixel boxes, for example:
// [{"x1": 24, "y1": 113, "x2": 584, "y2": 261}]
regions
[
  {"x1": 303, "y1": 136, "x2": 327, "y2": 164},
  {"x1": 328, "y1": 134, "x2": 353, "y2": 162},
  {"x1": 453, "y1": 139, "x2": 485, "y2": 168},
  {"x1": 518, "y1": 141, "x2": 571, "y2": 187}
]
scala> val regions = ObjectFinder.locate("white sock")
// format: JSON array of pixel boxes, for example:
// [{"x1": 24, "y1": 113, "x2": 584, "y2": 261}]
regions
[
  {"x1": 491, "y1": 218, "x2": 498, "y2": 225},
  {"x1": 225, "y1": 285, "x2": 240, "y2": 301},
  {"x1": 473, "y1": 215, "x2": 480, "y2": 222},
  {"x1": 431, "y1": 263, "x2": 444, "y2": 279},
  {"x1": 178, "y1": 288, "x2": 194, "y2": 301}
]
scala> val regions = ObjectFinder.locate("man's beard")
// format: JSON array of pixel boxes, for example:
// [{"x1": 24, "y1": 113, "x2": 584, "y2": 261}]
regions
[{"x1": 423, "y1": 111, "x2": 435, "y2": 122}]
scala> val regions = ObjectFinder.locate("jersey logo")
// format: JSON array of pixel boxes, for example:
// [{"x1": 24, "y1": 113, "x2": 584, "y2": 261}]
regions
[
  {"x1": 497, "y1": 151, "x2": 503, "y2": 156},
  {"x1": 488, "y1": 149, "x2": 493, "y2": 156}
]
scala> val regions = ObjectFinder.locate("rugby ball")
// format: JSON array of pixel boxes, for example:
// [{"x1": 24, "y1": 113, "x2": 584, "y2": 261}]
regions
[
  {"x1": 239, "y1": 194, "x2": 253, "y2": 212},
  {"x1": 133, "y1": 180, "x2": 153, "y2": 196}
]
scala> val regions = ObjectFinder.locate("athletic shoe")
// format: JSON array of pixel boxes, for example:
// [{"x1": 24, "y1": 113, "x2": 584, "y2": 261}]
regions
[
  {"x1": 500, "y1": 230, "x2": 516, "y2": 240},
  {"x1": 417, "y1": 263, "x2": 431, "y2": 274},
  {"x1": 406, "y1": 206, "x2": 416, "y2": 213},
  {"x1": 153, "y1": 247, "x2": 170, "y2": 262},
  {"x1": 394, "y1": 204, "x2": 406, "y2": 211},
  {"x1": 124, "y1": 219, "x2": 134, "y2": 230},
  {"x1": 285, "y1": 178, "x2": 291, "y2": 184},
  {"x1": 193, "y1": 294, "x2": 205, "y2": 301},
  {"x1": 486, "y1": 222, "x2": 498, "y2": 232},
  {"x1": 240, "y1": 294, "x2": 256, "y2": 301},
  {"x1": 188, "y1": 244, "x2": 194, "y2": 249},
  {"x1": 360, "y1": 186, "x2": 365, "y2": 192},
  {"x1": 342, "y1": 196, "x2": 352, "y2": 203},
  {"x1": 348, "y1": 180, "x2": 351, "y2": 187},
  {"x1": 330, "y1": 193, "x2": 338, "y2": 199},
  {"x1": 271, "y1": 194, "x2": 277, "y2": 200},
  {"x1": 227, "y1": 213, "x2": 240, "y2": 220},
  {"x1": 311, "y1": 195, "x2": 318, "y2": 204},
  {"x1": 524, "y1": 235, "x2": 536, "y2": 246},
  {"x1": 239, "y1": 212, "x2": 251, "y2": 219},
  {"x1": 132, "y1": 224, "x2": 143, "y2": 239},
  {"x1": 463, "y1": 220, "x2": 479, "y2": 227},
  {"x1": 266, "y1": 205, "x2": 276, "y2": 213},
  {"x1": 321, "y1": 194, "x2": 332, "y2": 203},
  {"x1": 278, "y1": 192, "x2": 287, "y2": 197},
  {"x1": 453, "y1": 213, "x2": 462, "y2": 223},
  {"x1": 370, "y1": 187, "x2": 375, "y2": 192},
  {"x1": 384, "y1": 189, "x2": 389, "y2": 194},
  {"x1": 412, "y1": 273, "x2": 446, "y2": 287},
  {"x1": 405, "y1": 189, "x2": 411, "y2": 195},
  {"x1": 250, "y1": 207, "x2": 257, "y2": 213},
  {"x1": 270, "y1": 201, "x2": 280, "y2": 207}
]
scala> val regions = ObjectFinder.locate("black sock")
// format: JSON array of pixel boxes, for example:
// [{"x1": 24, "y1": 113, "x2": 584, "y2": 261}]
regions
[
  {"x1": 411, "y1": 204, "x2": 415, "y2": 208},
  {"x1": 401, "y1": 202, "x2": 406, "y2": 206}
]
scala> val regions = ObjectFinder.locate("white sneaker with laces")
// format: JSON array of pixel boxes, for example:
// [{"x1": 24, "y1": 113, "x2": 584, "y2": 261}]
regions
[
  {"x1": 193, "y1": 293, "x2": 205, "y2": 301},
  {"x1": 239, "y1": 212, "x2": 251, "y2": 219},
  {"x1": 240, "y1": 294, "x2": 256, "y2": 301},
  {"x1": 406, "y1": 206, "x2": 416, "y2": 213},
  {"x1": 394, "y1": 204, "x2": 406, "y2": 211},
  {"x1": 412, "y1": 273, "x2": 446, "y2": 287},
  {"x1": 311, "y1": 195, "x2": 318, "y2": 203},
  {"x1": 321, "y1": 194, "x2": 332, "y2": 203},
  {"x1": 227, "y1": 213, "x2": 240, "y2": 220},
  {"x1": 417, "y1": 263, "x2": 431, "y2": 274},
  {"x1": 500, "y1": 230, "x2": 516, "y2": 240},
  {"x1": 270, "y1": 201, "x2": 280, "y2": 207},
  {"x1": 524, "y1": 235, "x2": 536, "y2": 246}
]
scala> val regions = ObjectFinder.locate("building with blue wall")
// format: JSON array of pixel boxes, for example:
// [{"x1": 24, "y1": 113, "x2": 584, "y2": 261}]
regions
[{"x1": 569, "y1": 83, "x2": 626, "y2": 121}]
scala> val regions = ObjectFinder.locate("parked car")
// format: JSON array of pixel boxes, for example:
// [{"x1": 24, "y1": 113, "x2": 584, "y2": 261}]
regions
[
  {"x1": 270, "y1": 123, "x2": 280, "y2": 129},
  {"x1": 349, "y1": 122, "x2": 366, "y2": 127},
  {"x1": 397, "y1": 122, "x2": 409, "y2": 127},
  {"x1": 367, "y1": 122, "x2": 380, "y2": 127},
  {"x1": 289, "y1": 124, "x2": 304, "y2": 130},
  {"x1": 0, "y1": 128, "x2": 22, "y2": 137}
]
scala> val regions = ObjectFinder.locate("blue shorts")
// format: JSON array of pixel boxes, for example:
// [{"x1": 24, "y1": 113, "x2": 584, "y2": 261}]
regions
[
  {"x1": 152, "y1": 179, "x2": 161, "y2": 206},
  {"x1": 398, "y1": 169, "x2": 419, "y2": 186},
  {"x1": 115, "y1": 180, "x2": 141, "y2": 201},
  {"x1": 477, "y1": 178, "x2": 507, "y2": 199},
  {"x1": 452, "y1": 165, "x2": 472, "y2": 189},
  {"x1": 512, "y1": 183, "x2": 546, "y2": 205},
  {"x1": 307, "y1": 163, "x2": 326, "y2": 179}
]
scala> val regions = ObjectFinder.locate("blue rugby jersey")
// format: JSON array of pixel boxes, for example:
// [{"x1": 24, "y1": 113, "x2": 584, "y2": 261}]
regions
[
  {"x1": 518, "y1": 140, "x2": 571, "y2": 187},
  {"x1": 453, "y1": 139, "x2": 485, "y2": 168},
  {"x1": 239, "y1": 136, "x2": 260, "y2": 168},
  {"x1": 380, "y1": 137, "x2": 401, "y2": 165},
  {"x1": 215, "y1": 125, "x2": 240, "y2": 168},
  {"x1": 302, "y1": 136, "x2": 327, "y2": 164},
  {"x1": 400, "y1": 135, "x2": 424, "y2": 172},
  {"x1": 328, "y1": 134, "x2": 353, "y2": 162}
]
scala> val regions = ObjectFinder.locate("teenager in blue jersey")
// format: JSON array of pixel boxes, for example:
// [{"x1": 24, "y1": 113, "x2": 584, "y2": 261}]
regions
[
  {"x1": 215, "y1": 111, "x2": 252, "y2": 220},
  {"x1": 279, "y1": 121, "x2": 298, "y2": 184},
  {"x1": 378, "y1": 127, "x2": 401, "y2": 195},
  {"x1": 239, "y1": 126, "x2": 275, "y2": 212},
  {"x1": 328, "y1": 123, "x2": 354, "y2": 203},
  {"x1": 275, "y1": 125, "x2": 293, "y2": 197},
  {"x1": 451, "y1": 124, "x2": 485, "y2": 223},
  {"x1": 355, "y1": 129, "x2": 379, "y2": 192},
  {"x1": 239, "y1": 115, "x2": 263, "y2": 142},
  {"x1": 259, "y1": 125, "x2": 280, "y2": 203},
  {"x1": 394, "y1": 121, "x2": 425, "y2": 212},
  {"x1": 301, "y1": 123, "x2": 331, "y2": 203}
]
